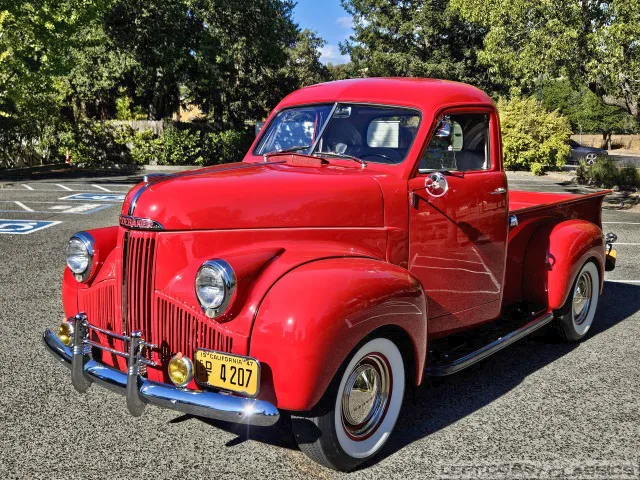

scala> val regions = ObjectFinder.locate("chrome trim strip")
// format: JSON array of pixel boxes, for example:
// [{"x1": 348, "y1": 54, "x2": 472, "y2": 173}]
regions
[
  {"x1": 42, "y1": 326, "x2": 280, "y2": 426},
  {"x1": 128, "y1": 184, "x2": 151, "y2": 215},
  {"x1": 426, "y1": 313, "x2": 554, "y2": 376}
]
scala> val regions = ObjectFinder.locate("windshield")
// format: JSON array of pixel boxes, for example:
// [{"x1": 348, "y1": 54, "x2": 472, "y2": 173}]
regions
[{"x1": 254, "y1": 103, "x2": 421, "y2": 164}]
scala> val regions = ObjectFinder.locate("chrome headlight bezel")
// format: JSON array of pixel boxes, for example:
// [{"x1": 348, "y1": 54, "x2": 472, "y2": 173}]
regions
[
  {"x1": 195, "y1": 259, "x2": 237, "y2": 319},
  {"x1": 66, "y1": 232, "x2": 94, "y2": 283}
]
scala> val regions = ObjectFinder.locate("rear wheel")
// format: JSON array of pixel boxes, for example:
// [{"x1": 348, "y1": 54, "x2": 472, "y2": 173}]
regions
[
  {"x1": 291, "y1": 337, "x2": 405, "y2": 471},
  {"x1": 585, "y1": 153, "x2": 598, "y2": 165},
  {"x1": 554, "y1": 261, "x2": 600, "y2": 341}
]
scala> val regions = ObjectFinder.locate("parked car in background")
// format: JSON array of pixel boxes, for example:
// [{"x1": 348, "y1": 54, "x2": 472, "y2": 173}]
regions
[{"x1": 569, "y1": 139, "x2": 608, "y2": 165}]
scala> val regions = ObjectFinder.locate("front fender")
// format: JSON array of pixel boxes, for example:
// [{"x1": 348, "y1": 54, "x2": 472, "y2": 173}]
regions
[
  {"x1": 249, "y1": 257, "x2": 427, "y2": 412},
  {"x1": 524, "y1": 219, "x2": 605, "y2": 310}
]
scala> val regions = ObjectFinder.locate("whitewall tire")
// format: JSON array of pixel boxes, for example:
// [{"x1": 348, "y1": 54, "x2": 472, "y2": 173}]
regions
[
  {"x1": 555, "y1": 261, "x2": 600, "y2": 341},
  {"x1": 292, "y1": 337, "x2": 405, "y2": 471}
]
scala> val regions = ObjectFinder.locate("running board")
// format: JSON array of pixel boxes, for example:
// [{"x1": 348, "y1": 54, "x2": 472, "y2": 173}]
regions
[{"x1": 426, "y1": 312, "x2": 554, "y2": 376}]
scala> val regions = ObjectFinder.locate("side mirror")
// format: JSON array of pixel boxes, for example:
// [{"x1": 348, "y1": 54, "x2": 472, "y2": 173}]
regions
[{"x1": 434, "y1": 117, "x2": 451, "y2": 138}]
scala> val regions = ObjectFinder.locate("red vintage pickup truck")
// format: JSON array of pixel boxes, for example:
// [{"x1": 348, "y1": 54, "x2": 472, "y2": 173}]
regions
[{"x1": 44, "y1": 78, "x2": 617, "y2": 471}]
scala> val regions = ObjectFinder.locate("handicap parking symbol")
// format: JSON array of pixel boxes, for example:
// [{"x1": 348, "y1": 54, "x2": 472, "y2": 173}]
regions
[
  {"x1": 0, "y1": 219, "x2": 61, "y2": 235},
  {"x1": 60, "y1": 193, "x2": 126, "y2": 202}
]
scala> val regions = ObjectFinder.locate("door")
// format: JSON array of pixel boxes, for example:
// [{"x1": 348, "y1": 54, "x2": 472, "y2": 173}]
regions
[{"x1": 408, "y1": 111, "x2": 508, "y2": 335}]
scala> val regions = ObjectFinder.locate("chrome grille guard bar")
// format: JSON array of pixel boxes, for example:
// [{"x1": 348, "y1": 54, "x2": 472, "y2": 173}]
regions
[{"x1": 43, "y1": 313, "x2": 280, "y2": 427}]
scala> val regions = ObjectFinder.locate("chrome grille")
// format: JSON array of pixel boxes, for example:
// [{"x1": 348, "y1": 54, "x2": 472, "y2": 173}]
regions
[
  {"x1": 155, "y1": 297, "x2": 233, "y2": 362},
  {"x1": 123, "y1": 230, "x2": 156, "y2": 343}
]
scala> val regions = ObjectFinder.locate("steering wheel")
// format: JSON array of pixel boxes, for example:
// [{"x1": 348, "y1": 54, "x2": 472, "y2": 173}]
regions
[{"x1": 359, "y1": 149, "x2": 402, "y2": 164}]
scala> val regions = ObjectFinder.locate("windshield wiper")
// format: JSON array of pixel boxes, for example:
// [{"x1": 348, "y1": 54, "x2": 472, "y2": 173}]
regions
[
  {"x1": 264, "y1": 145, "x2": 311, "y2": 157},
  {"x1": 313, "y1": 151, "x2": 367, "y2": 167}
]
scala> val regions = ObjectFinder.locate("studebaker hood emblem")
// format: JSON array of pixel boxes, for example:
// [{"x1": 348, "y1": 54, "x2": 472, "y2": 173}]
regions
[
  {"x1": 119, "y1": 215, "x2": 164, "y2": 230},
  {"x1": 121, "y1": 162, "x2": 384, "y2": 231}
]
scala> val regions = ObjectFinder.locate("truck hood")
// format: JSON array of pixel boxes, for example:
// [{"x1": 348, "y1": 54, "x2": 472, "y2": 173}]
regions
[{"x1": 123, "y1": 162, "x2": 385, "y2": 230}]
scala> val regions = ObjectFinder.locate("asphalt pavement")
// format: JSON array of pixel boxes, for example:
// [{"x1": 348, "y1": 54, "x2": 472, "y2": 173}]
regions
[{"x1": 0, "y1": 170, "x2": 638, "y2": 479}]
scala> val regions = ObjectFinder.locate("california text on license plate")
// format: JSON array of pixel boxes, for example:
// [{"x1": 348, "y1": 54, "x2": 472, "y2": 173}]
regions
[{"x1": 194, "y1": 349, "x2": 260, "y2": 397}]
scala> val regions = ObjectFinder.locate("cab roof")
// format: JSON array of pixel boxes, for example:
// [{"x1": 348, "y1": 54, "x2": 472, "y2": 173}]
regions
[{"x1": 276, "y1": 78, "x2": 494, "y2": 113}]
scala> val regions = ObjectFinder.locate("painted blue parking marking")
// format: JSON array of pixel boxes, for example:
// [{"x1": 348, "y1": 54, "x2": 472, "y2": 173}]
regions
[
  {"x1": 0, "y1": 219, "x2": 61, "y2": 234},
  {"x1": 60, "y1": 193, "x2": 126, "y2": 202},
  {"x1": 0, "y1": 201, "x2": 114, "y2": 215}
]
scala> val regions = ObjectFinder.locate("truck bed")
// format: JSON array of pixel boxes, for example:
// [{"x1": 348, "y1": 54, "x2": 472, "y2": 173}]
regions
[
  {"x1": 509, "y1": 190, "x2": 610, "y2": 215},
  {"x1": 503, "y1": 189, "x2": 609, "y2": 309}
]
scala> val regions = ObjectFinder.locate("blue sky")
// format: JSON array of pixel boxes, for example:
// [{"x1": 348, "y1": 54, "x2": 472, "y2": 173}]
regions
[{"x1": 292, "y1": 0, "x2": 353, "y2": 64}]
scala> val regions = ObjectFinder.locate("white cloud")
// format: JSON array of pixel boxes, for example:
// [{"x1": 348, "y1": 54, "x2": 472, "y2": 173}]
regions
[
  {"x1": 318, "y1": 45, "x2": 349, "y2": 65},
  {"x1": 336, "y1": 16, "x2": 354, "y2": 29}
]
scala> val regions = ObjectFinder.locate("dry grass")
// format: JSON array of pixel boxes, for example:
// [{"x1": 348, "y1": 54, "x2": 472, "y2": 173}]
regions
[{"x1": 571, "y1": 134, "x2": 640, "y2": 152}]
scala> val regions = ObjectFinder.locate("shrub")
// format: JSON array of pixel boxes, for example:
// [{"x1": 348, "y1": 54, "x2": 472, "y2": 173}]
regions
[
  {"x1": 498, "y1": 97, "x2": 572, "y2": 173},
  {"x1": 130, "y1": 129, "x2": 163, "y2": 165},
  {"x1": 530, "y1": 162, "x2": 545, "y2": 176},
  {"x1": 576, "y1": 157, "x2": 640, "y2": 190},
  {"x1": 160, "y1": 127, "x2": 204, "y2": 165},
  {"x1": 61, "y1": 121, "x2": 133, "y2": 167},
  {"x1": 201, "y1": 129, "x2": 253, "y2": 166}
]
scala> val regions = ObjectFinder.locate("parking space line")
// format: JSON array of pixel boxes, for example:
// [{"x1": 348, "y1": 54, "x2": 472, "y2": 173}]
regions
[
  {"x1": 55, "y1": 184, "x2": 73, "y2": 191},
  {"x1": 611, "y1": 243, "x2": 640, "y2": 245},
  {"x1": 14, "y1": 201, "x2": 34, "y2": 212},
  {"x1": 605, "y1": 280, "x2": 640, "y2": 283},
  {"x1": 602, "y1": 222, "x2": 640, "y2": 225},
  {"x1": 92, "y1": 184, "x2": 111, "y2": 192},
  {"x1": 21, "y1": 184, "x2": 34, "y2": 190}
]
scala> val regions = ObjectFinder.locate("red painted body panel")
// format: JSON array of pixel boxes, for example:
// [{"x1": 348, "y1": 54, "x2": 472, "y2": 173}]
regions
[
  {"x1": 61, "y1": 79, "x2": 611, "y2": 412},
  {"x1": 523, "y1": 220, "x2": 605, "y2": 310},
  {"x1": 502, "y1": 191, "x2": 606, "y2": 308},
  {"x1": 127, "y1": 162, "x2": 385, "y2": 230},
  {"x1": 249, "y1": 257, "x2": 427, "y2": 411}
]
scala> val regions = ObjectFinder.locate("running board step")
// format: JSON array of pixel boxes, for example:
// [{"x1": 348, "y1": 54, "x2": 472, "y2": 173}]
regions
[{"x1": 425, "y1": 312, "x2": 554, "y2": 376}]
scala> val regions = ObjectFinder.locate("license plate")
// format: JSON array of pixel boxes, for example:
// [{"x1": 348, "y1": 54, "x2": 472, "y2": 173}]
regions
[{"x1": 194, "y1": 349, "x2": 260, "y2": 397}]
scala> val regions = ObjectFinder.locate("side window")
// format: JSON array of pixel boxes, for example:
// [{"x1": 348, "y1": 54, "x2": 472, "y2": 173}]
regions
[{"x1": 419, "y1": 113, "x2": 490, "y2": 172}]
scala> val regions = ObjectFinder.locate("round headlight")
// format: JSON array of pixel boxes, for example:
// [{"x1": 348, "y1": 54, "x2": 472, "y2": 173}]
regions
[
  {"x1": 195, "y1": 260, "x2": 236, "y2": 318},
  {"x1": 66, "y1": 232, "x2": 94, "y2": 282}
]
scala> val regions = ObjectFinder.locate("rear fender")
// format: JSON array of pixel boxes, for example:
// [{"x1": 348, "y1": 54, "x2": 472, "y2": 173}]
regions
[
  {"x1": 249, "y1": 257, "x2": 427, "y2": 411},
  {"x1": 523, "y1": 220, "x2": 605, "y2": 310}
]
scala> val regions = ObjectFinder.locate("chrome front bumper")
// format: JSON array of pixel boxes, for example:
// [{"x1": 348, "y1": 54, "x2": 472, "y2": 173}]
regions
[{"x1": 42, "y1": 314, "x2": 280, "y2": 427}]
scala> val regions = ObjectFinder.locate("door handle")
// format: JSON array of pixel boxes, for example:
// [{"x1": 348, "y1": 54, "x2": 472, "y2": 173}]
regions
[{"x1": 491, "y1": 187, "x2": 507, "y2": 195}]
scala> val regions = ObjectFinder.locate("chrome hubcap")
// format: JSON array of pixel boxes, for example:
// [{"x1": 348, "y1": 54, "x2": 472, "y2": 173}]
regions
[
  {"x1": 341, "y1": 354, "x2": 391, "y2": 440},
  {"x1": 573, "y1": 271, "x2": 593, "y2": 325}
]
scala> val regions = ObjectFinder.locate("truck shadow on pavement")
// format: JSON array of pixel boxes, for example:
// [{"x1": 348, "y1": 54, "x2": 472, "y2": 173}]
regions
[{"x1": 179, "y1": 281, "x2": 640, "y2": 467}]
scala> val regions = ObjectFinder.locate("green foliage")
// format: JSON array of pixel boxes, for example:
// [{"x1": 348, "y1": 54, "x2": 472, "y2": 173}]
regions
[
  {"x1": 129, "y1": 129, "x2": 162, "y2": 165},
  {"x1": 451, "y1": 0, "x2": 640, "y2": 120},
  {"x1": 498, "y1": 97, "x2": 572, "y2": 172},
  {"x1": 202, "y1": 130, "x2": 253, "y2": 166},
  {"x1": 542, "y1": 80, "x2": 638, "y2": 136},
  {"x1": 530, "y1": 162, "x2": 545, "y2": 176},
  {"x1": 160, "y1": 127, "x2": 205, "y2": 166},
  {"x1": 341, "y1": 0, "x2": 500, "y2": 93},
  {"x1": 577, "y1": 157, "x2": 640, "y2": 190},
  {"x1": 62, "y1": 121, "x2": 133, "y2": 167},
  {"x1": 115, "y1": 96, "x2": 147, "y2": 121}
]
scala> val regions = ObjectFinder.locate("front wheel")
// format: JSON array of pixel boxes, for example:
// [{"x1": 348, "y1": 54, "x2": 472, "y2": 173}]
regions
[
  {"x1": 554, "y1": 261, "x2": 600, "y2": 341},
  {"x1": 291, "y1": 337, "x2": 405, "y2": 471}
]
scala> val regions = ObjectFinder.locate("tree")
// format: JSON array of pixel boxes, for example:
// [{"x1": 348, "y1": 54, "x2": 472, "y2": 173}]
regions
[
  {"x1": 542, "y1": 79, "x2": 638, "y2": 143},
  {"x1": 340, "y1": 0, "x2": 502, "y2": 94},
  {"x1": 451, "y1": 0, "x2": 640, "y2": 120},
  {"x1": 185, "y1": 0, "x2": 299, "y2": 129}
]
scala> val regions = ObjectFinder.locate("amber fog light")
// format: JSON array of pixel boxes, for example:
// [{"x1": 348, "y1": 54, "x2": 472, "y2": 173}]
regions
[
  {"x1": 58, "y1": 319, "x2": 74, "y2": 346},
  {"x1": 168, "y1": 353, "x2": 193, "y2": 387}
]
